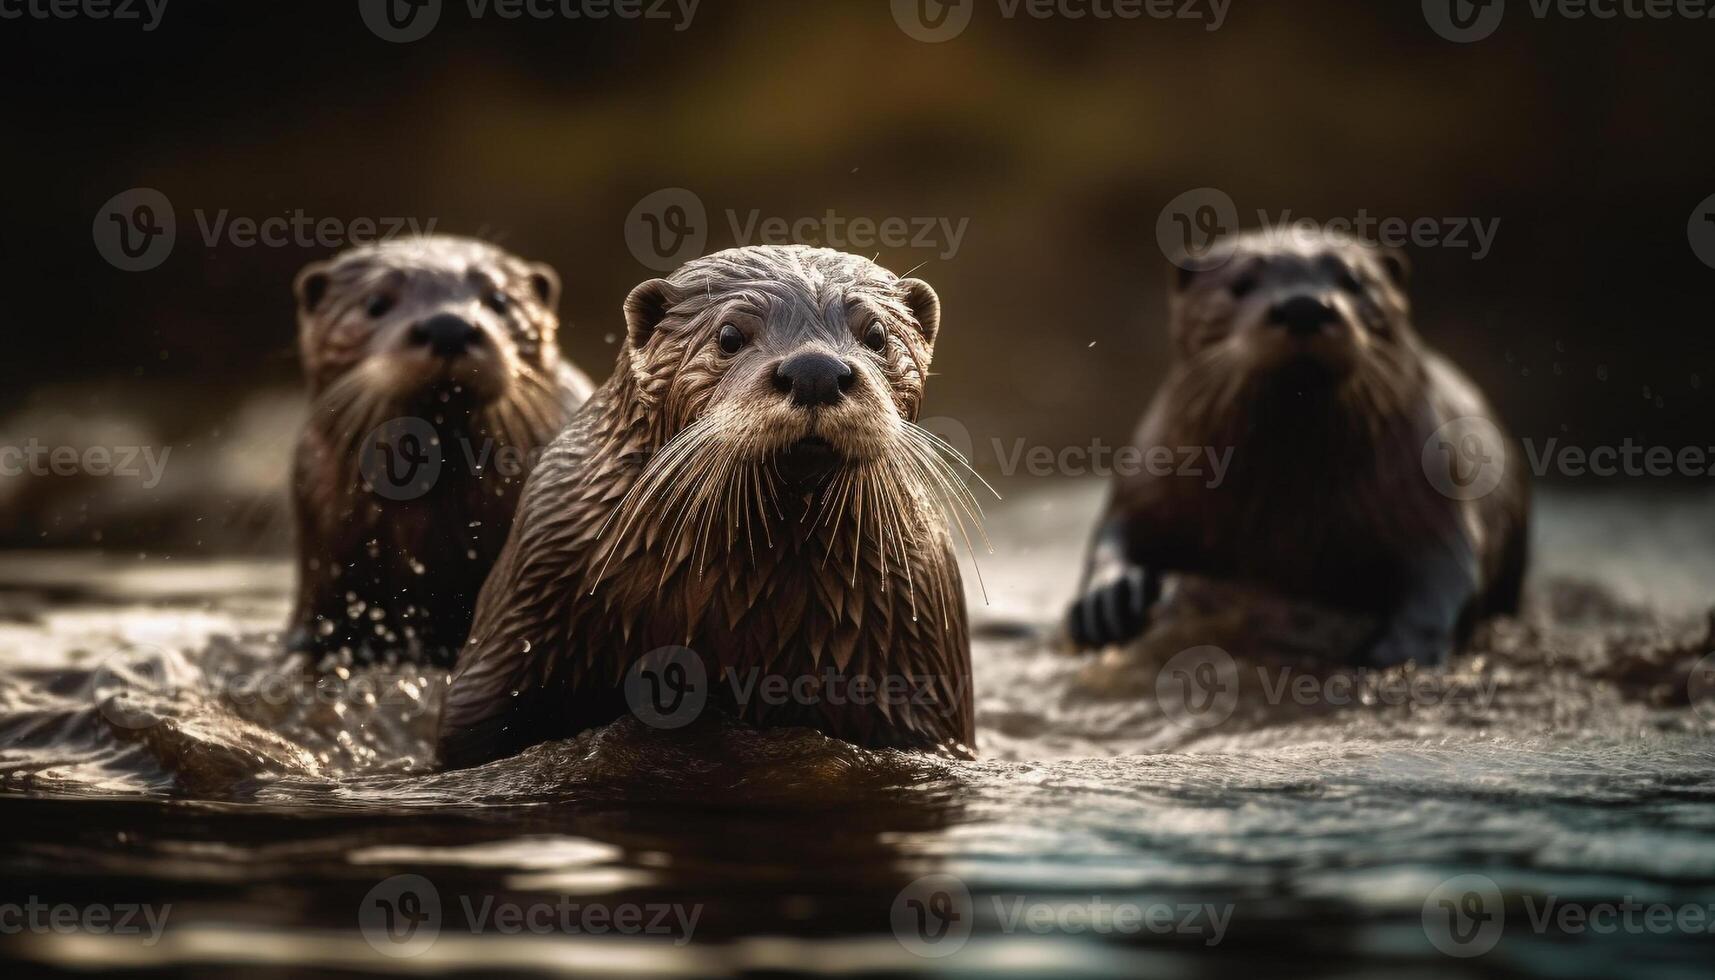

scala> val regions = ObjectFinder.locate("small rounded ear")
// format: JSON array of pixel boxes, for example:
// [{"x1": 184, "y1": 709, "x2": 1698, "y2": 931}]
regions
[
  {"x1": 623, "y1": 278, "x2": 680, "y2": 349},
  {"x1": 899, "y1": 278, "x2": 941, "y2": 345},
  {"x1": 294, "y1": 262, "x2": 331, "y2": 314},
  {"x1": 528, "y1": 262, "x2": 561, "y2": 310},
  {"x1": 1379, "y1": 247, "x2": 1411, "y2": 289}
]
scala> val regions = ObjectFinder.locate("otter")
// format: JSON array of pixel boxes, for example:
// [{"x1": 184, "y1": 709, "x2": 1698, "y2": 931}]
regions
[
  {"x1": 434, "y1": 245, "x2": 983, "y2": 769},
  {"x1": 1066, "y1": 229, "x2": 1528, "y2": 666},
  {"x1": 287, "y1": 235, "x2": 594, "y2": 667}
]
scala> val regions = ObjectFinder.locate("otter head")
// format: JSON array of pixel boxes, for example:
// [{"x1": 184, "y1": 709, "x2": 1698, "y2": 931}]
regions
[
  {"x1": 293, "y1": 236, "x2": 563, "y2": 423},
  {"x1": 619, "y1": 245, "x2": 942, "y2": 489},
  {"x1": 1168, "y1": 228, "x2": 1417, "y2": 391}
]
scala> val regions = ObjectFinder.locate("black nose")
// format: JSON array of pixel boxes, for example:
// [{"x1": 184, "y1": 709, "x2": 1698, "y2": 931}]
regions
[
  {"x1": 774, "y1": 352, "x2": 855, "y2": 407},
  {"x1": 408, "y1": 313, "x2": 482, "y2": 357},
  {"x1": 1268, "y1": 295, "x2": 1341, "y2": 337}
]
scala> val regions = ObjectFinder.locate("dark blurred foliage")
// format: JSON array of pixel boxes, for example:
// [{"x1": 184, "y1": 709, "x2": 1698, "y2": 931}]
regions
[{"x1": 1, "y1": 0, "x2": 1712, "y2": 501}]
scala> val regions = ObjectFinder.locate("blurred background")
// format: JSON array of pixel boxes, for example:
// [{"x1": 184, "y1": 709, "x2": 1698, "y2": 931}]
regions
[{"x1": 3, "y1": 0, "x2": 1712, "y2": 551}]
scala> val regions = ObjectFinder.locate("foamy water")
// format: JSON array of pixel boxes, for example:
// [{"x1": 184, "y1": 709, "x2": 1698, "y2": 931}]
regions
[{"x1": 1, "y1": 485, "x2": 1713, "y2": 977}]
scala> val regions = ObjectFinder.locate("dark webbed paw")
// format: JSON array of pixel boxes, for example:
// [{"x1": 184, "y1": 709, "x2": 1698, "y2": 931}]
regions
[{"x1": 1066, "y1": 566, "x2": 1157, "y2": 651}]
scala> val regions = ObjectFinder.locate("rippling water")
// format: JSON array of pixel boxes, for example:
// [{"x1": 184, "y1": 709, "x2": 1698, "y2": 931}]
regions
[{"x1": 2, "y1": 485, "x2": 1713, "y2": 978}]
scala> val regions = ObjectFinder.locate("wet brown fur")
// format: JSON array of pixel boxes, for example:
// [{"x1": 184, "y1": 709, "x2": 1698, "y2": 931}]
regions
[
  {"x1": 436, "y1": 246, "x2": 982, "y2": 769},
  {"x1": 288, "y1": 236, "x2": 593, "y2": 666}
]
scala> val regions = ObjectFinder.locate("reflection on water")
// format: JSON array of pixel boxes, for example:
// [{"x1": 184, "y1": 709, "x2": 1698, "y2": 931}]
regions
[{"x1": 1, "y1": 486, "x2": 1714, "y2": 977}]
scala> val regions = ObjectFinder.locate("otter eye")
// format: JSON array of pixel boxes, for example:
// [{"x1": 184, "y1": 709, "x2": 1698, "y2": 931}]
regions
[
  {"x1": 718, "y1": 323, "x2": 746, "y2": 356},
  {"x1": 484, "y1": 290, "x2": 511, "y2": 315},
  {"x1": 863, "y1": 320, "x2": 888, "y2": 353},
  {"x1": 366, "y1": 294, "x2": 396, "y2": 319},
  {"x1": 1229, "y1": 276, "x2": 1258, "y2": 300}
]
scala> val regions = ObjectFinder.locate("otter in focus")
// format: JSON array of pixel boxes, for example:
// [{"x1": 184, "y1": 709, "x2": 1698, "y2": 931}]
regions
[
  {"x1": 1067, "y1": 229, "x2": 1528, "y2": 666},
  {"x1": 288, "y1": 236, "x2": 594, "y2": 667},
  {"x1": 435, "y1": 245, "x2": 984, "y2": 769}
]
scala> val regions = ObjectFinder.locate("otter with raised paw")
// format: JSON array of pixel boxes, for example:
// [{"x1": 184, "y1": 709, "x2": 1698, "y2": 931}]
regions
[
  {"x1": 435, "y1": 245, "x2": 984, "y2": 769},
  {"x1": 288, "y1": 235, "x2": 594, "y2": 667},
  {"x1": 1067, "y1": 229, "x2": 1528, "y2": 667}
]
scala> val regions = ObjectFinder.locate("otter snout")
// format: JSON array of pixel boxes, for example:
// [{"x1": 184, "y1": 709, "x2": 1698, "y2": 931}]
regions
[
  {"x1": 407, "y1": 312, "x2": 485, "y2": 358},
  {"x1": 775, "y1": 351, "x2": 855, "y2": 407},
  {"x1": 1268, "y1": 295, "x2": 1341, "y2": 337}
]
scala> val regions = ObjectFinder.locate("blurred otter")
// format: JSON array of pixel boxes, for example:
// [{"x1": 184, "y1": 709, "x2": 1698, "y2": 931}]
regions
[
  {"x1": 1067, "y1": 229, "x2": 1528, "y2": 666},
  {"x1": 436, "y1": 245, "x2": 983, "y2": 769},
  {"x1": 287, "y1": 236, "x2": 594, "y2": 667}
]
